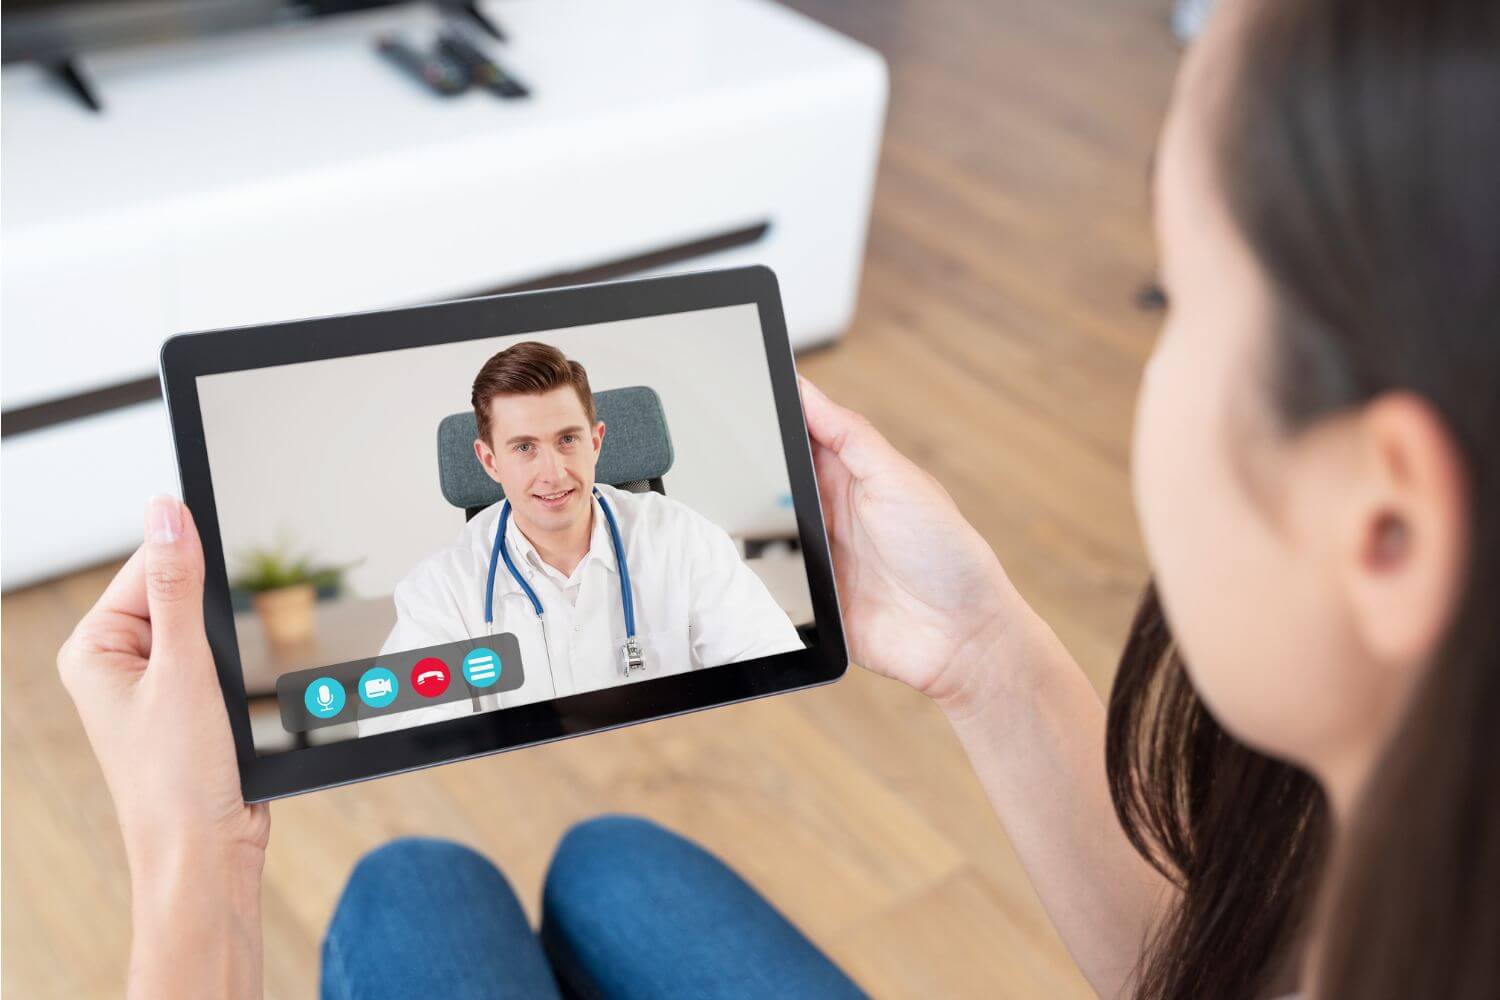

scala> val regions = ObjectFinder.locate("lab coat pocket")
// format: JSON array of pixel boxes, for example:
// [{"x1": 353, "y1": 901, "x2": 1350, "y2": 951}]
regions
[{"x1": 627, "y1": 624, "x2": 694, "y2": 678}]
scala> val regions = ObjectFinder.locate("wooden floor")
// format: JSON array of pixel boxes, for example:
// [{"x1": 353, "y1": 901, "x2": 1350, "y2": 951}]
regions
[{"x1": 1, "y1": 1, "x2": 1178, "y2": 996}]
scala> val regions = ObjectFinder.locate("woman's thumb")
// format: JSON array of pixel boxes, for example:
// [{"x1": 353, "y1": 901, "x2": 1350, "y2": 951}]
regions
[{"x1": 143, "y1": 496, "x2": 207, "y2": 656}]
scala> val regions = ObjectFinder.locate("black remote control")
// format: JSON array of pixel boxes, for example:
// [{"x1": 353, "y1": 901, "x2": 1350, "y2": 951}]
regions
[
  {"x1": 377, "y1": 34, "x2": 471, "y2": 97},
  {"x1": 437, "y1": 27, "x2": 530, "y2": 99}
]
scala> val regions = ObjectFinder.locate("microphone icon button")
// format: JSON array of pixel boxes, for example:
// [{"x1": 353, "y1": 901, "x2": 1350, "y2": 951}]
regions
[{"x1": 303, "y1": 677, "x2": 347, "y2": 719}]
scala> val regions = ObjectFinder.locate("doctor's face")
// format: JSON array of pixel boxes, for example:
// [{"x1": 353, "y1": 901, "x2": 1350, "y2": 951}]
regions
[{"x1": 475, "y1": 386, "x2": 605, "y2": 535}]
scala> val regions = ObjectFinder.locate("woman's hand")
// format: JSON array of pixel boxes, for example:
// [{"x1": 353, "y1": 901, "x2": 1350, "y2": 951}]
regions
[
  {"x1": 58, "y1": 495, "x2": 266, "y2": 999},
  {"x1": 800, "y1": 376, "x2": 1044, "y2": 715},
  {"x1": 802, "y1": 377, "x2": 1169, "y2": 996},
  {"x1": 59, "y1": 494, "x2": 268, "y2": 867}
]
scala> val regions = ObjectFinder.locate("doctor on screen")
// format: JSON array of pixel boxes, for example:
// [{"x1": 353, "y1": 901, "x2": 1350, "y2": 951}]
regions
[{"x1": 360, "y1": 341, "x2": 803, "y2": 735}]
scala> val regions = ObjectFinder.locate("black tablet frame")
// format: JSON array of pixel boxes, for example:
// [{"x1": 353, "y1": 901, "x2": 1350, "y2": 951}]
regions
[{"x1": 159, "y1": 265, "x2": 847, "y2": 802}]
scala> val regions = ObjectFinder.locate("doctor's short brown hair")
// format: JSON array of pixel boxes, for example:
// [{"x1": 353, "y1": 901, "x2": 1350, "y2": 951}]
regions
[{"x1": 472, "y1": 341, "x2": 597, "y2": 447}]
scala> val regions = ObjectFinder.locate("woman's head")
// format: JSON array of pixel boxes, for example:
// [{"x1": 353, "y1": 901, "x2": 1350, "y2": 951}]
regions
[
  {"x1": 1112, "y1": 0, "x2": 1500, "y2": 995},
  {"x1": 1135, "y1": 0, "x2": 1491, "y2": 810}
]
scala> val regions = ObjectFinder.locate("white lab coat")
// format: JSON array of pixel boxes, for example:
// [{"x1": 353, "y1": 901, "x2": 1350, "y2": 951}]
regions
[{"x1": 358, "y1": 483, "x2": 803, "y2": 735}]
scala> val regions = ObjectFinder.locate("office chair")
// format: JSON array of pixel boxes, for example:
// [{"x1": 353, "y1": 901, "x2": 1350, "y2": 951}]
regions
[{"x1": 436, "y1": 385, "x2": 676, "y2": 521}]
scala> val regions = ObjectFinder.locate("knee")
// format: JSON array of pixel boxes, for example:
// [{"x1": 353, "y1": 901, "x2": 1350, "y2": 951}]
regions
[
  {"x1": 543, "y1": 815, "x2": 716, "y2": 925},
  {"x1": 356, "y1": 836, "x2": 493, "y2": 878},
  {"x1": 340, "y1": 837, "x2": 502, "y2": 908},
  {"x1": 546, "y1": 815, "x2": 682, "y2": 892},
  {"x1": 323, "y1": 837, "x2": 550, "y2": 998}
]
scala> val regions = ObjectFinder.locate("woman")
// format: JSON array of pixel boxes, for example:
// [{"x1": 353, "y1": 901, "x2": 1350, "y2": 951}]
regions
[{"x1": 57, "y1": 0, "x2": 1498, "y2": 996}]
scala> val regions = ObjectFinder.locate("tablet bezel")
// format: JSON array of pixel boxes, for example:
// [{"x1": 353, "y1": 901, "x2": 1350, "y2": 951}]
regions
[{"x1": 159, "y1": 265, "x2": 847, "y2": 802}]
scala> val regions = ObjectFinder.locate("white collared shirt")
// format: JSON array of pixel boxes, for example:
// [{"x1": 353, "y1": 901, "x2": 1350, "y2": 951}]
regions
[{"x1": 357, "y1": 483, "x2": 804, "y2": 735}]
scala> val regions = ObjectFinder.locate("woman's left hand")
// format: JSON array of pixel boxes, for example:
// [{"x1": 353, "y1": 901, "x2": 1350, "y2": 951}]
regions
[
  {"x1": 58, "y1": 495, "x2": 269, "y2": 866},
  {"x1": 58, "y1": 495, "x2": 267, "y2": 999}
]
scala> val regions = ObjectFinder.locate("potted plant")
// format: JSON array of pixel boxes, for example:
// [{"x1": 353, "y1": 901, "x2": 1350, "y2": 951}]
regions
[{"x1": 231, "y1": 543, "x2": 354, "y2": 646}]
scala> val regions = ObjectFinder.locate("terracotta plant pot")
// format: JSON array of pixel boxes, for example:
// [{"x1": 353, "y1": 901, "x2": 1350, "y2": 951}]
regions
[{"x1": 252, "y1": 582, "x2": 316, "y2": 646}]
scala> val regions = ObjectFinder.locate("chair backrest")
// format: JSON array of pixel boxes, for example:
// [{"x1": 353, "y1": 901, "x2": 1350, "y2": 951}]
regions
[{"x1": 437, "y1": 385, "x2": 675, "y2": 520}]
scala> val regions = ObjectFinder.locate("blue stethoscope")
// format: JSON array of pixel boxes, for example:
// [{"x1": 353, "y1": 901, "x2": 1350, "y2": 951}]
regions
[{"x1": 483, "y1": 486, "x2": 645, "y2": 677}]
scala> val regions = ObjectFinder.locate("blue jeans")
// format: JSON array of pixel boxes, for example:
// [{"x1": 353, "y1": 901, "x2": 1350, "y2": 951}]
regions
[{"x1": 320, "y1": 815, "x2": 866, "y2": 999}]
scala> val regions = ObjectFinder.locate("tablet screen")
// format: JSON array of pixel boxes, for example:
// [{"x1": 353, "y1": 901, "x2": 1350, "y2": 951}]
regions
[{"x1": 195, "y1": 302, "x2": 816, "y2": 757}]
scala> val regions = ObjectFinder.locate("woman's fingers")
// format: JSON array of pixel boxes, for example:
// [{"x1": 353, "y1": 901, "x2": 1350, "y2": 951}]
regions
[
  {"x1": 811, "y1": 438, "x2": 852, "y2": 506},
  {"x1": 62, "y1": 545, "x2": 153, "y2": 686},
  {"x1": 799, "y1": 375, "x2": 860, "y2": 452},
  {"x1": 88, "y1": 545, "x2": 151, "y2": 623},
  {"x1": 798, "y1": 375, "x2": 900, "y2": 481}
]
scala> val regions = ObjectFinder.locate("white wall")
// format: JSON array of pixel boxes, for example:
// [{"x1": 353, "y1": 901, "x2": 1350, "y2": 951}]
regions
[{"x1": 196, "y1": 303, "x2": 800, "y2": 599}]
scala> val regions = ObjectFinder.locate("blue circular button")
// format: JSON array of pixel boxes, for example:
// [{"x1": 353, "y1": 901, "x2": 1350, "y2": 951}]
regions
[
  {"x1": 357, "y1": 666, "x2": 399, "y2": 708},
  {"x1": 304, "y1": 676, "x2": 346, "y2": 719},
  {"x1": 462, "y1": 647, "x2": 502, "y2": 688}
]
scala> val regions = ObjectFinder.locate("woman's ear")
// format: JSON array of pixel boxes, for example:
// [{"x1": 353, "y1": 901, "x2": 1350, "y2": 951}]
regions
[{"x1": 1341, "y1": 392, "x2": 1470, "y2": 674}]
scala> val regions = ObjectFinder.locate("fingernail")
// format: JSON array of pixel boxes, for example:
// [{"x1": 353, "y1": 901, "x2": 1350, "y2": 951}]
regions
[{"x1": 148, "y1": 496, "x2": 182, "y2": 544}]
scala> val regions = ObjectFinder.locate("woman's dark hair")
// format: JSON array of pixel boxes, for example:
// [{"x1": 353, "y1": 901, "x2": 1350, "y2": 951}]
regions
[{"x1": 1106, "y1": 1, "x2": 1500, "y2": 998}]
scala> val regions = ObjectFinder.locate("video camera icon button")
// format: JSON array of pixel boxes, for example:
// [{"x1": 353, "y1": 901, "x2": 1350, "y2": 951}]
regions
[{"x1": 358, "y1": 666, "x2": 400, "y2": 708}]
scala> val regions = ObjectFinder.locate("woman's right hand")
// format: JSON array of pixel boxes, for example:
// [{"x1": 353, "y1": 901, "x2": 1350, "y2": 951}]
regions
[
  {"x1": 802, "y1": 377, "x2": 1169, "y2": 998},
  {"x1": 799, "y1": 376, "x2": 1043, "y2": 715}
]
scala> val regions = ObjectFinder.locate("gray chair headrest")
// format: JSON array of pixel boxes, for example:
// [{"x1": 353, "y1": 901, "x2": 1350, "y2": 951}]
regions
[{"x1": 437, "y1": 385, "x2": 674, "y2": 509}]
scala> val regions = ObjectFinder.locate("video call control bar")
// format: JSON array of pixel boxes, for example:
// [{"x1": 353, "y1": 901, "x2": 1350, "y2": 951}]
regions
[{"x1": 276, "y1": 633, "x2": 526, "y2": 733}]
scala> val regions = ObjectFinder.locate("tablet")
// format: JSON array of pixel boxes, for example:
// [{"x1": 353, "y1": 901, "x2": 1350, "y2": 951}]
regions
[{"x1": 160, "y1": 266, "x2": 847, "y2": 801}]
